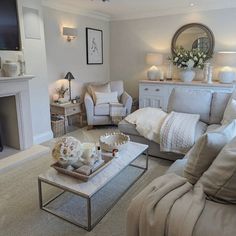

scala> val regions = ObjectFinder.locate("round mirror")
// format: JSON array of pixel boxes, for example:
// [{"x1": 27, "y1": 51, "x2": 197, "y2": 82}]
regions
[{"x1": 171, "y1": 23, "x2": 215, "y2": 56}]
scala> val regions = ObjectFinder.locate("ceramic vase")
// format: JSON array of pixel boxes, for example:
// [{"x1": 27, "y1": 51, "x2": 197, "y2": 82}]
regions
[
  {"x1": 180, "y1": 69, "x2": 196, "y2": 82},
  {"x1": 2, "y1": 61, "x2": 18, "y2": 77}
]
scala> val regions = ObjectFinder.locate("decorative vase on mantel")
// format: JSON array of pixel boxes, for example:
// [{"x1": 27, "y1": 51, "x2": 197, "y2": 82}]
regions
[
  {"x1": 2, "y1": 60, "x2": 18, "y2": 77},
  {"x1": 180, "y1": 69, "x2": 196, "y2": 82}
]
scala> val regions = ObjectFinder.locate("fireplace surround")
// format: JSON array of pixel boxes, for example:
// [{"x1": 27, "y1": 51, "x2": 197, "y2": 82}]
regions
[{"x1": 0, "y1": 75, "x2": 34, "y2": 150}]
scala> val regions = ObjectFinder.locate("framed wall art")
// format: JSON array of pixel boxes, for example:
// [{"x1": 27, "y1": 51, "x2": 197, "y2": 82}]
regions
[{"x1": 86, "y1": 28, "x2": 103, "y2": 65}]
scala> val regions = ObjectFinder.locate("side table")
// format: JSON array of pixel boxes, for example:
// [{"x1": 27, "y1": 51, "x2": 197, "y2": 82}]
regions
[{"x1": 50, "y1": 102, "x2": 83, "y2": 134}]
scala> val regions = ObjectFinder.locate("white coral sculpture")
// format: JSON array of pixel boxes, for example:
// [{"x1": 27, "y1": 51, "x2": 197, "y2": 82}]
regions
[{"x1": 52, "y1": 136, "x2": 82, "y2": 166}]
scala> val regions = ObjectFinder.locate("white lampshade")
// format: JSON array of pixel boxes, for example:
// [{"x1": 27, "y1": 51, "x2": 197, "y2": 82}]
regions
[
  {"x1": 146, "y1": 53, "x2": 163, "y2": 66},
  {"x1": 63, "y1": 27, "x2": 78, "y2": 37},
  {"x1": 216, "y1": 52, "x2": 236, "y2": 67},
  {"x1": 216, "y1": 52, "x2": 236, "y2": 84}
]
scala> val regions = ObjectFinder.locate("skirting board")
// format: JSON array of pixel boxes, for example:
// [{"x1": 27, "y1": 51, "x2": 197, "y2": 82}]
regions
[
  {"x1": 33, "y1": 130, "x2": 53, "y2": 144},
  {"x1": 0, "y1": 145, "x2": 50, "y2": 174}
]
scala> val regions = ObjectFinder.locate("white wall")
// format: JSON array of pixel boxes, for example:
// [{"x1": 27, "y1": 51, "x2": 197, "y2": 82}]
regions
[
  {"x1": 0, "y1": 0, "x2": 53, "y2": 144},
  {"x1": 43, "y1": 7, "x2": 110, "y2": 100},
  {"x1": 110, "y1": 8, "x2": 236, "y2": 98}
]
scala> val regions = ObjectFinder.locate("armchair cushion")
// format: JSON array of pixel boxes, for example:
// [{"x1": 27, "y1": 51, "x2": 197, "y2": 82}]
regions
[
  {"x1": 87, "y1": 82, "x2": 111, "y2": 103},
  {"x1": 94, "y1": 104, "x2": 110, "y2": 116},
  {"x1": 95, "y1": 91, "x2": 119, "y2": 105},
  {"x1": 110, "y1": 80, "x2": 124, "y2": 100}
]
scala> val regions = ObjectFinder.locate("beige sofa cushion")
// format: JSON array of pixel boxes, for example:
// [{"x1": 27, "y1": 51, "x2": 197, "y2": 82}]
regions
[
  {"x1": 87, "y1": 83, "x2": 111, "y2": 102},
  {"x1": 222, "y1": 98, "x2": 236, "y2": 125},
  {"x1": 184, "y1": 120, "x2": 236, "y2": 184},
  {"x1": 209, "y1": 92, "x2": 230, "y2": 124},
  {"x1": 167, "y1": 88, "x2": 212, "y2": 124},
  {"x1": 199, "y1": 136, "x2": 236, "y2": 203}
]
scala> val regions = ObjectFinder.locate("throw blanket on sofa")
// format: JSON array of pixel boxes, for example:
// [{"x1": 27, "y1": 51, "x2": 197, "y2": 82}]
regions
[
  {"x1": 160, "y1": 112, "x2": 200, "y2": 154},
  {"x1": 126, "y1": 174, "x2": 206, "y2": 236},
  {"x1": 125, "y1": 107, "x2": 167, "y2": 143}
]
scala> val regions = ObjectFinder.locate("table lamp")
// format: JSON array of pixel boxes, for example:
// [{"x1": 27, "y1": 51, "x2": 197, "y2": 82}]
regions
[
  {"x1": 216, "y1": 52, "x2": 236, "y2": 84},
  {"x1": 146, "y1": 53, "x2": 163, "y2": 80},
  {"x1": 64, "y1": 72, "x2": 75, "y2": 101}
]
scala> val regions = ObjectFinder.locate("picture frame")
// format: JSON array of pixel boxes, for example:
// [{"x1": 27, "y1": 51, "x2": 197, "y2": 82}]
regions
[{"x1": 86, "y1": 28, "x2": 103, "y2": 65}]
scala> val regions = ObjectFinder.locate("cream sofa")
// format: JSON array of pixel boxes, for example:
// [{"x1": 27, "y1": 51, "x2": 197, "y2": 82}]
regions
[{"x1": 119, "y1": 88, "x2": 231, "y2": 161}]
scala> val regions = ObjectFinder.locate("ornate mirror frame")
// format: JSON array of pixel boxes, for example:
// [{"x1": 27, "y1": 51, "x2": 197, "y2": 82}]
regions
[{"x1": 171, "y1": 23, "x2": 215, "y2": 57}]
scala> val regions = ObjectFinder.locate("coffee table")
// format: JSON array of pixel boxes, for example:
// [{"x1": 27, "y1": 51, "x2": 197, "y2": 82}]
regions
[{"x1": 38, "y1": 141, "x2": 148, "y2": 231}]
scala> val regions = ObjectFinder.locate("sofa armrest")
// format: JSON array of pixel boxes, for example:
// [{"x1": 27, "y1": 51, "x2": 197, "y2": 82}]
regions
[
  {"x1": 84, "y1": 92, "x2": 94, "y2": 125},
  {"x1": 121, "y1": 91, "x2": 133, "y2": 115}
]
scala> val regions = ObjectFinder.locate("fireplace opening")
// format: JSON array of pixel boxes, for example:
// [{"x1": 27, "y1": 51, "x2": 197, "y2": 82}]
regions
[{"x1": 0, "y1": 95, "x2": 20, "y2": 159}]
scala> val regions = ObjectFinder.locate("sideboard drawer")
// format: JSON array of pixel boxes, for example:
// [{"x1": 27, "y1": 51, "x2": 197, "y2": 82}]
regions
[{"x1": 139, "y1": 85, "x2": 167, "y2": 96}]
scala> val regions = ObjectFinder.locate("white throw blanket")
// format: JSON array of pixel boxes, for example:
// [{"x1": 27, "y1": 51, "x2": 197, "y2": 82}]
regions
[
  {"x1": 125, "y1": 107, "x2": 167, "y2": 143},
  {"x1": 160, "y1": 112, "x2": 200, "y2": 154},
  {"x1": 126, "y1": 174, "x2": 206, "y2": 236}
]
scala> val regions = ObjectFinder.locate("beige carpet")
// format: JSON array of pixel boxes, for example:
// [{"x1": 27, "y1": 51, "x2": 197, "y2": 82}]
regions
[{"x1": 0, "y1": 127, "x2": 172, "y2": 236}]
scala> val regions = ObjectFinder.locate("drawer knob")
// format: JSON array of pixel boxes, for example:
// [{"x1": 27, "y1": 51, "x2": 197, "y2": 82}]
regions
[
  {"x1": 156, "y1": 89, "x2": 160, "y2": 92},
  {"x1": 73, "y1": 108, "x2": 76, "y2": 111},
  {"x1": 144, "y1": 88, "x2": 149, "y2": 91}
]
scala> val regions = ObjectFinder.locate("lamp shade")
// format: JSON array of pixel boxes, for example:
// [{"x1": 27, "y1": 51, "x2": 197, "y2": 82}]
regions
[
  {"x1": 64, "y1": 72, "x2": 75, "y2": 81},
  {"x1": 216, "y1": 52, "x2": 236, "y2": 67},
  {"x1": 146, "y1": 53, "x2": 163, "y2": 66},
  {"x1": 63, "y1": 27, "x2": 78, "y2": 37}
]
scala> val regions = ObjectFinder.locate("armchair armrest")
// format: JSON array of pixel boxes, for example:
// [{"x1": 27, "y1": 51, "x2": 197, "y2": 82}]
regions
[
  {"x1": 84, "y1": 92, "x2": 94, "y2": 125},
  {"x1": 121, "y1": 91, "x2": 133, "y2": 115}
]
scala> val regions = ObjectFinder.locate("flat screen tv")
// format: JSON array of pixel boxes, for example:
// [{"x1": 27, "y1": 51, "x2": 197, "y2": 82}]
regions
[{"x1": 0, "y1": 0, "x2": 20, "y2": 51}]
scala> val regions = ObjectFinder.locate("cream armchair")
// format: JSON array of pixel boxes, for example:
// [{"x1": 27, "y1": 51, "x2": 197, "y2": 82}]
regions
[{"x1": 84, "y1": 80, "x2": 132, "y2": 128}]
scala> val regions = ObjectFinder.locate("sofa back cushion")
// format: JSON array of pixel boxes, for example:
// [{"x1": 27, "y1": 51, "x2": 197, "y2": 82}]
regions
[
  {"x1": 199, "y1": 136, "x2": 236, "y2": 203},
  {"x1": 209, "y1": 92, "x2": 231, "y2": 124},
  {"x1": 221, "y1": 98, "x2": 236, "y2": 125},
  {"x1": 184, "y1": 120, "x2": 236, "y2": 184},
  {"x1": 167, "y1": 88, "x2": 212, "y2": 124}
]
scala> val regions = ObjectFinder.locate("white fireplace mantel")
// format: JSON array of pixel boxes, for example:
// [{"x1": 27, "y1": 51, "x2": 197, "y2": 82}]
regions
[{"x1": 0, "y1": 75, "x2": 34, "y2": 150}]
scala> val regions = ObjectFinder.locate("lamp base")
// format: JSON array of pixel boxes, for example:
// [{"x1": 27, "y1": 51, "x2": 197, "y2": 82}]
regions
[
  {"x1": 147, "y1": 66, "x2": 161, "y2": 80},
  {"x1": 219, "y1": 70, "x2": 236, "y2": 84}
]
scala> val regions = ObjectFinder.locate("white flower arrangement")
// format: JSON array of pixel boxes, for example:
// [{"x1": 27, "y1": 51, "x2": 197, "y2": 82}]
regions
[
  {"x1": 52, "y1": 136, "x2": 83, "y2": 167},
  {"x1": 169, "y1": 47, "x2": 211, "y2": 70}
]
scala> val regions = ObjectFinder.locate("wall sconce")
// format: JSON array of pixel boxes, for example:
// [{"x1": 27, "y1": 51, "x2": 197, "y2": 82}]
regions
[
  {"x1": 216, "y1": 52, "x2": 236, "y2": 84},
  {"x1": 63, "y1": 27, "x2": 78, "y2": 42},
  {"x1": 146, "y1": 53, "x2": 163, "y2": 80}
]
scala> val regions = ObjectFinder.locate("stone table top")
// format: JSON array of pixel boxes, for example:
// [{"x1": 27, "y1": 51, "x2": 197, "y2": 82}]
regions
[{"x1": 38, "y1": 142, "x2": 148, "y2": 198}]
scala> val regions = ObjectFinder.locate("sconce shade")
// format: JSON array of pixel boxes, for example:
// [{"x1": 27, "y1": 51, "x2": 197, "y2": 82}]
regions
[
  {"x1": 64, "y1": 72, "x2": 75, "y2": 81},
  {"x1": 63, "y1": 27, "x2": 78, "y2": 37},
  {"x1": 146, "y1": 53, "x2": 163, "y2": 66},
  {"x1": 216, "y1": 52, "x2": 236, "y2": 67}
]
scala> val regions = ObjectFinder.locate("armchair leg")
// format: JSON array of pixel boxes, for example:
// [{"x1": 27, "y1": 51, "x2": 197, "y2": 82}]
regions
[{"x1": 87, "y1": 125, "x2": 93, "y2": 130}]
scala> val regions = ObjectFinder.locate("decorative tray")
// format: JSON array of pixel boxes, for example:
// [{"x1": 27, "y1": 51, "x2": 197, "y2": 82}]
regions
[{"x1": 51, "y1": 155, "x2": 113, "y2": 182}]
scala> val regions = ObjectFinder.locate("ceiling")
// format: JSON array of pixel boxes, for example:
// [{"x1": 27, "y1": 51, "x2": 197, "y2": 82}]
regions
[{"x1": 42, "y1": 0, "x2": 236, "y2": 21}]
